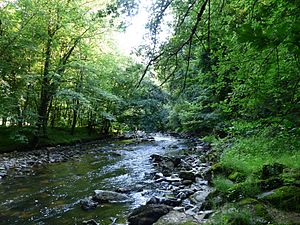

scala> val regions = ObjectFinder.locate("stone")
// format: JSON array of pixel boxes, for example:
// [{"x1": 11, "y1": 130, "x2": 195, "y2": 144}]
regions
[
  {"x1": 190, "y1": 188, "x2": 212, "y2": 205},
  {"x1": 261, "y1": 163, "x2": 286, "y2": 180},
  {"x1": 92, "y1": 190, "x2": 129, "y2": 203},
  {"x1": 165, "y1": 177, "x2": 182, "y2": 183},
  {"x1": 82, "y1": 219, "x2": 100, "y2": 225},
  {"x1": 259, "y1": 186, "x2": 300, "y2": 212},
  {"x1": 179, "y1": 171, "x2": 196, "y2": 182},
  {"x1": 115, "y1": 187, "x2": 131, "y2": 193},
  {"x1": 173, "y1": 207, "x2": 185, "y2": 212},
  {"x1": 80, "y1": 197, "x2": 98, "y2": 210},
  {"x1": 153, "y1": 210, "x2": 194, "y2": 225},
  {"x1": 0, "y1": 172, "x2": 7, "y2": 177},
  {"x1": 175, "y1": 189, "x2": 195, "y2": 199},
  {"x1": 182, "y1": 180, "x2": 193, "y2": 186},
  {"x1": 128, "y1": 204, "x2": 173, "y2": 225},
  {"x1": 147, "y1": 196, "x2": 182, "y2": 207}
]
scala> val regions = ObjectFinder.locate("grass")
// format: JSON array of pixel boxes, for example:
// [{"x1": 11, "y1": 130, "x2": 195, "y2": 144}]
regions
[
  {"x1": 39, "y1": 127, "x2": 100, "y2": 145},
  {"x1": 0, "y1": 126, "x2": 19, "y2": 149},
  {"x1": 0, "y1": 126, "x2": 102, "y2": 153},
  {"x1": 220, "y1": 129, "x2": 300, "y2": 174},
  {"x1": 204, "y1": 125, "x2": 300, "y2": 224},
  {"x1": 208, "y1": 206, "x2": 253, "y2": 225}
]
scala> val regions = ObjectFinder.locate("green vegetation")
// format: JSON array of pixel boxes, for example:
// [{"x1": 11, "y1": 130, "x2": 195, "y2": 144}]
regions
[
  {"x1": 0, "y1": 0, "x2": 299, "y2": 223},
  {"x1": 0, "y1": 0, "x2": 169, "y2": 148},
  {"x1": 205, "y1": 126, "x2": 300, "y2": 224},
  {"x1": 0, "y1": 126, "x2": 99, "y2": 153}
]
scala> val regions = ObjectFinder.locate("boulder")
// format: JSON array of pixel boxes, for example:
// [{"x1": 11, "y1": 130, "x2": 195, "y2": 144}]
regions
[
  {"x1": 147, "y1": 196, "x2": 182, "y2": 207},
  {"x1": 153, "y1": 210, "x2": 193, "y2": 225},
  {"x1": 190, "y1": 187, "x2": 212, "y2": 206},
  {"x1": 259, "y1": 186, "x2": 300, "y2": 212},
  {"x1": 128, "y1": 204, "x2": 173, "y2": 225},
  {"x1": 179, "y1": 171, "x2": 196, "y2": 182},
  {"x1": 150, "y1": 154, "x2": 175, "y2": 176},
  {"x1": 261, "y1": 163, "x2": 286, "y2": 180},
  {"x1": 80, "y1": 197, "x2": 98, "y2": 210},
  {"x1": 115, "y1": 187, "x2": 131, "y2": 193},
  {"x1": 92, "y1": 190, "x2": 129, "y2": 203}
]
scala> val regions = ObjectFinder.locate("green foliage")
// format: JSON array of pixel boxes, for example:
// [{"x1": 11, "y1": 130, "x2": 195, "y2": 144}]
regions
[
  {"x1": 221, "y1": 129, "x2": 300, "y2": 174},
  {"x1": 213, "y1": 176, "x2": 235, "y2": 193},
  {"x1": 0, "y1": 0, "x2": 169, "y2": 140},
  {"x1": 0, "y1": 126, "x2": 99, "y2": 152},
  {"x1": 261, "y1": 186, "x2": 300, "y2": 212},
  {"x1": 140, "y1": 0, "x2": 300, "y2": 137},
  {"x1": 208, "y1": 206, "x2": 253, "y2": 225}
]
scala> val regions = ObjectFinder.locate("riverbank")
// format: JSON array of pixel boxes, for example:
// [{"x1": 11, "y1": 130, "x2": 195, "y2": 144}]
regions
[
  {"x1": 0, "y1": 131, "x2": 154, "y2": 180},
  {"x1": 201, "y1": 128, "x2": 300, "y2": 225},
  {"x1": 0, "y1": 126, "x2": 106, "y2": 153}
]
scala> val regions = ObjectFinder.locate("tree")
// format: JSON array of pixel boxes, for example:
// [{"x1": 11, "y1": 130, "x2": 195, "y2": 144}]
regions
[{"x1": 140, "y1": 0, "x2": 300, "y2": 134}]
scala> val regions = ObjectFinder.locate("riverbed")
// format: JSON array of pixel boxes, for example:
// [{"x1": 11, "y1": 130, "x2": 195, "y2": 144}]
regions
[{"x1": 1, "y1": 134, "x2": 208, "y2": 224}]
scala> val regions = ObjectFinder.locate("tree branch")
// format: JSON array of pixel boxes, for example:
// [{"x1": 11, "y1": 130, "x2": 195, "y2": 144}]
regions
[{"x1": 138, "y1": 0, "x2": 209, "y2": 88}]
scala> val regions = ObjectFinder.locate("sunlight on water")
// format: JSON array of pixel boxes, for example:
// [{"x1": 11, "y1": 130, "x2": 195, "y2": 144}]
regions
[{"x1": 0, "y1": 134, "x2": 186, "y2": 225}]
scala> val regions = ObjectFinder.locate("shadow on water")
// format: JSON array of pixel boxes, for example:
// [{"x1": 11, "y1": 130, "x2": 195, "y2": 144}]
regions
[{"x1": 0, "y1": 134, "x2": 187, "y2": 225}]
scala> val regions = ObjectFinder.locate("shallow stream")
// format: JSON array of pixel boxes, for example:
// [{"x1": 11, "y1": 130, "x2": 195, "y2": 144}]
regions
[{"x1": 0, "y1": 134, "x2": 189, "y2": 224}]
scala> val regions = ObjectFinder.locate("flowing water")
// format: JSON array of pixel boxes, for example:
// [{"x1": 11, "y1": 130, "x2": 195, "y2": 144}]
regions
[{"x1": 0, "y1": 134, "x2": 188, "y2": 225}]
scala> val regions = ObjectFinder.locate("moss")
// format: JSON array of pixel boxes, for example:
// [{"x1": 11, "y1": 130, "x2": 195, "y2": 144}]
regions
[
  {"x1": 238, "y1": 198, "x2": 259, "y2": 205},
  {"x1": 207, "y1": 206, "x2": 253, "y2": 225},
  {"x1": 228, "y1": 172, "x2": 246, "y2": 182},
  {"x1": 262, "y1": 186, "x2": 300, "y2": 212},
  {"x1": 260, "y1": 163, "x2": 286, "y2": 180},
  {"x1": 210, "y1": 163, "x2": 233, "y2": 176},
  {"x1": 280, "y1": 168, "x2": 300, "y2": 186},
  {"x1": 0, "y1": 126, "x2": 102, "y2": 153},
  {"x1": 227, "y1": 179, "x2": 261, "y2": 201},
  {"x1": 259, "y1": 177, "x2": 284, "y2": 191}
]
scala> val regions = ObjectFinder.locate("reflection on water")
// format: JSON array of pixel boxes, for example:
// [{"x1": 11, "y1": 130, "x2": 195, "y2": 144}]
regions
[{"x1": 0, "y1": 134, "x2": 186, "y2": 225}]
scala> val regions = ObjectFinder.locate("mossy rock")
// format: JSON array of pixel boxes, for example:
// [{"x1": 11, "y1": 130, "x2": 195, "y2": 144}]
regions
[
  {"x1": 201, "y1": 190, "x2": 226, "y2": 210},
  {"x1": 238, "y1": 198, "x2": 273, "y2": 222},
  {"x1": 260, "y1": 163, "x2": 286, "y2": 180},
  {"x1": 208, "y1": 204, "x2": 272, "y2": 225},
  {"x1": 227, "y1": 182, "x2": 260, "y2": 201},
  {"x1": 238, "y1": 198, "x2": 259, "y2": 205},
  {"x1": 259, "y1": 177, "x2": 284, "y2": 191},
  {"x1": 261, "y1": 186, "x2": 300, "y2": 212},
  {"x1": 228, "y1": 171, "x2": 246, "y2": 182},
  {"x1": 209, "y1": 163, "x2": 233, "y2": 176}
]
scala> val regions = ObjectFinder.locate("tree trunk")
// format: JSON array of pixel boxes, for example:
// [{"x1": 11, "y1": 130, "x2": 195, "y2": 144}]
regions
[
  {"x1": 2, "y1": 117, "x2": 7, "y2": 126},
  {"x1": 36, "y1": 29, "x2": 53, "y2": 138},
  {"x1": 70, "y1": 99, "x2": 79, "y2": 135}
]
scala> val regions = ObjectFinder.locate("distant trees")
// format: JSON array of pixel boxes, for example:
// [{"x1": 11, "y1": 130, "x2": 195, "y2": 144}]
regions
[
  {"x1": 0, "y1": 0, "x2": 170, "y2": 142},
  {"x1": 0, "y1": 0, "x2": 151, "y2": 140}
]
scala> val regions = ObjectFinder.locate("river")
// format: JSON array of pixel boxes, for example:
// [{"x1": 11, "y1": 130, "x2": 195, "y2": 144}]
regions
[{"x1": 0, "y1": 134, "x2": 192, "y2": 225}]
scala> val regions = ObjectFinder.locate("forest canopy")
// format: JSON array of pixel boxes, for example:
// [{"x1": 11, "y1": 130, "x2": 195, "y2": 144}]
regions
[{"x1": 0, "y1": 0, "x2": 299, "y2": 144}]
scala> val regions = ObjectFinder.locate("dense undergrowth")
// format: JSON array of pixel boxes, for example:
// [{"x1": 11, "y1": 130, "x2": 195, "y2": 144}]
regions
[
  {"x1": 202, "y1": 123, "x2": 300, "y2": 225},
  {"x1": 0, "y1": 127, "x2": 101, "y2": 153}
]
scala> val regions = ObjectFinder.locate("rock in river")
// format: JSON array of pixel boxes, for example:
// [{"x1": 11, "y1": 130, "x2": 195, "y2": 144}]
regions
[
  {"x1": 179, "y1": 170, "x2": 196, "y2": 182},
  {"x1": 92, "y1": 190, "x2": 129, "y2": 203},
  {"x1": 80, "y1": 197, "x2": 98, "y2": 210},
  {"x1": 128, "y1": 204, "x2": 173, "y2": 225}
]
